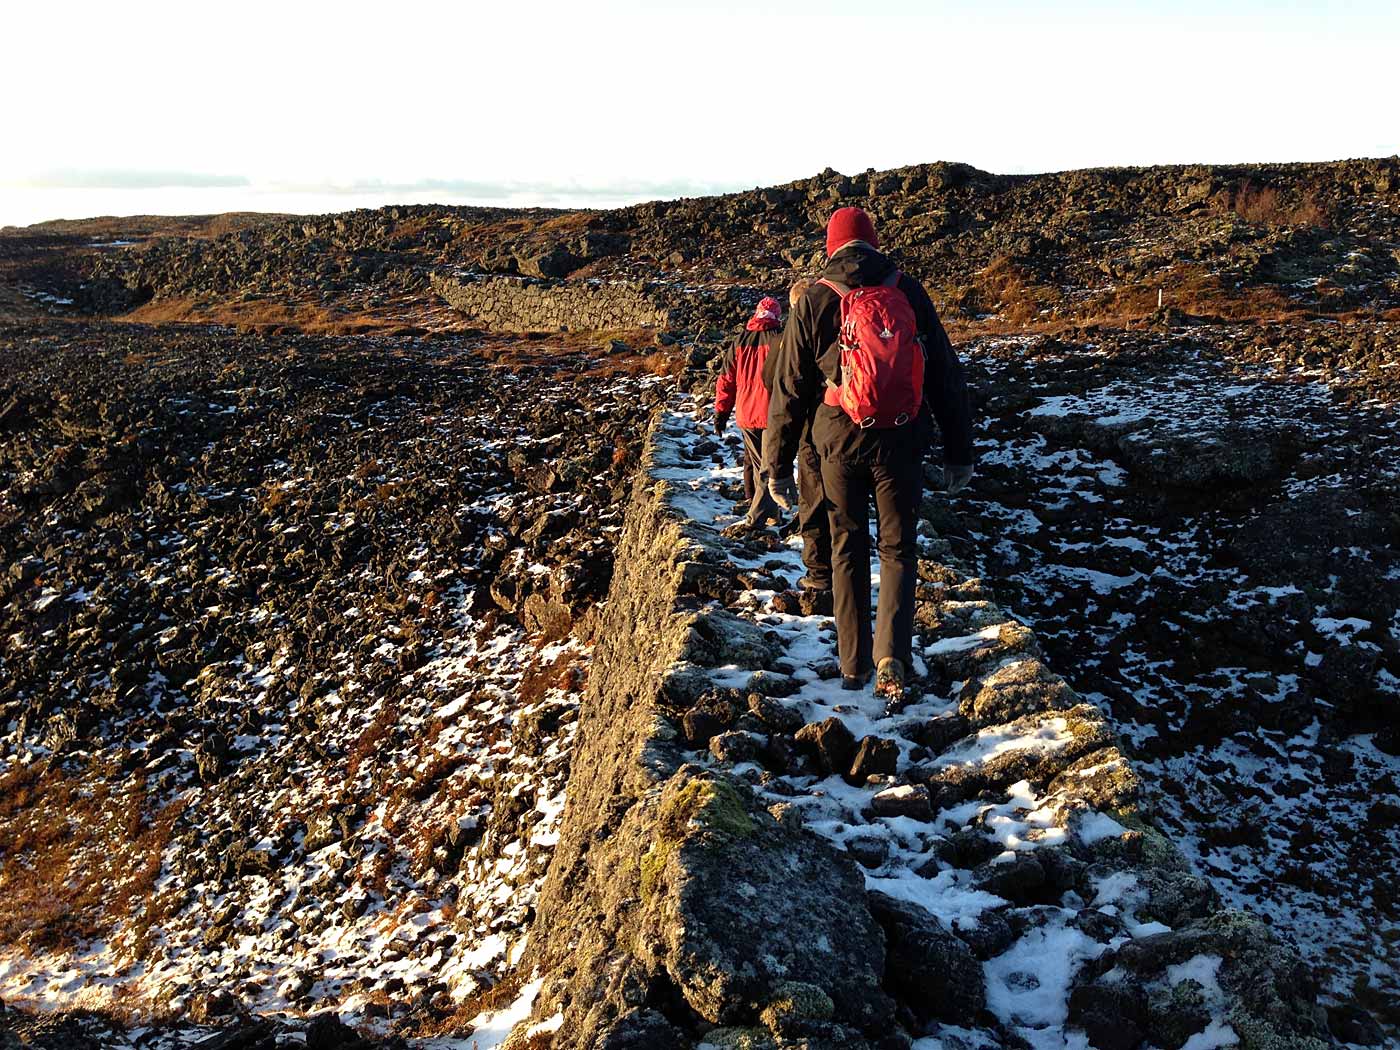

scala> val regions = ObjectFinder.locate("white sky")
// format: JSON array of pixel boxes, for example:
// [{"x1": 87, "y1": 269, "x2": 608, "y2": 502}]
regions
[{"x1": 2, "y1": 0, "x2": 1396, "y2": 226}]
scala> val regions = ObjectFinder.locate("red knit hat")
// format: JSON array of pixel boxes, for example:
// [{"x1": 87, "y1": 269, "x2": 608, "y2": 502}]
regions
[{"x1": 826, "y1": 206, "x2": 879, "y2": 257}]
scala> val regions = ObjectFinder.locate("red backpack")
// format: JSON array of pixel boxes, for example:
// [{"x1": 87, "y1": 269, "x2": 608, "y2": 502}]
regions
[{"x1": 819, "y1": 271, "x2": 925, "y2": 429}]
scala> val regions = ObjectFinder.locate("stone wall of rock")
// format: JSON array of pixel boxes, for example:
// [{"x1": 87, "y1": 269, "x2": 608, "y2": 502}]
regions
[
  {"x1": 505, "y1": 402, "x2": 1350, "y2": 1050},
  {"x1": 515, "y1": 412, "x2": 895, "y2": 1048},
  {"x1": 431, "y1": 272, "x2": 681, "y2": 332}
]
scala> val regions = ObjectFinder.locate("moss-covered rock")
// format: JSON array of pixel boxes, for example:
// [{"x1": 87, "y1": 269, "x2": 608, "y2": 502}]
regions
[{"x1": 759, "y1": 980, "x2": 836, "y2": 1034}]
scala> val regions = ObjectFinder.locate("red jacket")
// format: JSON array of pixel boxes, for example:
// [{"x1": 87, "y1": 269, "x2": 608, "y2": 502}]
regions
[{"x1": 715, "y1": 326, "x2": 779, "y2": 430}]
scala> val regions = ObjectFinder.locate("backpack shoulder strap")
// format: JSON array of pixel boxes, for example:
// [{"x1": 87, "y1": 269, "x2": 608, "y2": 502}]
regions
[
  {"x1": 817, "y1": 277, "x2": 851, "y2": 298},
  {"x1": 881, "y1": 269, "x2": 902, "y2": 288}
]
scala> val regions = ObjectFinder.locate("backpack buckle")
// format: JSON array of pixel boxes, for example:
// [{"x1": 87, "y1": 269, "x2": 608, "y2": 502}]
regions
[
  {"x1": 859, "y1": 416, "x2": 876, "y2": 429},
  {"x1": 894, "y1": 412, "x2": 910, "y2": 426}
]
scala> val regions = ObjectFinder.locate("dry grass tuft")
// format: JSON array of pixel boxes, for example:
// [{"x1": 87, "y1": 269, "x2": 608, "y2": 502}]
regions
[
  {"x1": 119, "y1": 296, "x2": 423, "y2": 336},
  {"x1": 639, "y1": 350, "x2": 685, "y2": 377},
  {"x1": 412, "y1": 969, "x2": 528, "y2": 1039},
  {"x1": 346, "y1": 701, "x2": 398, "y2": 782},
  {"x1": 1215, "y1": 178, "x2": 1330, "y2": 228},
  {"x1": 518, "y1": 649, "x2": 583, "y2": 708},
  {"x1": 0, "y1": 759, "x2": 184, "y2": 957}
]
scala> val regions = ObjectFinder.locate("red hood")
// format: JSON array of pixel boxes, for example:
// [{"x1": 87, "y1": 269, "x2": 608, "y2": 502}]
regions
[{"x1": 746, "y1": 296, "x2": 783, "y2": 331}]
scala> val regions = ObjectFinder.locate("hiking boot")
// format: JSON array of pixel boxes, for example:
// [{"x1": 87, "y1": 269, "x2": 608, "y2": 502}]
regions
[
  {"x1": 798, "y1": 575, "x2": 832, "y2": 593},
  {"x1": 874, "y1": 657, "x2": 906, "y2": 702},
  {"x1": 840, "y1": 659, "x2": 874, "y2": 691}
]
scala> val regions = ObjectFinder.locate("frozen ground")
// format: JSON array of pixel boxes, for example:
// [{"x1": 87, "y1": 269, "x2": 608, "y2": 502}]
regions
[{"x1": 953, "y1": 333, "x2": 1400, "y2": 1029}]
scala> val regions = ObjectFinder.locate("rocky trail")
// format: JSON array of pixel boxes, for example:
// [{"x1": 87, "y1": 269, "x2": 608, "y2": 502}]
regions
[{"x1": 631, "y1": 404, "x2": 1359, "y2": 1049}]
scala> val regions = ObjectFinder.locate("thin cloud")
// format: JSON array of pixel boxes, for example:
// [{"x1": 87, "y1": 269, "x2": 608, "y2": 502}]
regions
[
  {"x1": 1, "y1": 170, "x2": 748, "y2": 205},
  {"x1": 7, "y1": 169, "x2": 252, "y2": 190},
  {"x1": 266, "y1": 176, "x2": 748, "y2": 202}
]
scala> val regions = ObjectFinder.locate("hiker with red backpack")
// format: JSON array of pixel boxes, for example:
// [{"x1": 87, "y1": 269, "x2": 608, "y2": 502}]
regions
[
  {"x1": 765, "y1": 207, "x2": 975, "y2": 699},
  {"x1": 715, "y1": 296, "x2": 785, "y2": 527}
]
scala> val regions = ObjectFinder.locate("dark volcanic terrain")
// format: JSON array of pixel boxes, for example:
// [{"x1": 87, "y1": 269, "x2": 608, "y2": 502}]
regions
[
  {"x1": 950, "y1": 331, "x2": 1400, "y2": 1023},
  {"x1": 0, "y1": 319, "x2": 668, "y2": 1041},
  {"x1": 1, "y1": 156, "x2": 1398, "y2": 1048}
]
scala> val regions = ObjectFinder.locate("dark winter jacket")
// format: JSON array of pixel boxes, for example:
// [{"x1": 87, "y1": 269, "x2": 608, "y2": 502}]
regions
[
  {"x1": 761, "y1": 315, "x2": 788, "y2": 393},
  {"x1": 764, "y1": 244, "x2": 975, "y2": 475},
  {"x1": 715, "y1": 326, "x2": 779, "y2": 430}
]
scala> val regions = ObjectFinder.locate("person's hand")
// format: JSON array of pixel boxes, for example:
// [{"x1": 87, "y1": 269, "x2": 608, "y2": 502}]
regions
[
  {"x1": 769, "y1": 475, "x2": 798, "y2": 510},
  {"x1": 713, "y1": 410, "x2": 731, "y2": 435},
  {"x1": 944, "y1": 464, "x2": 974, "y2": 494}
]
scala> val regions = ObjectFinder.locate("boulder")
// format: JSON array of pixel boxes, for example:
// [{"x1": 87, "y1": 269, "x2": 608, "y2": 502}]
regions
[
  {"x1": 847, "y1": 736, "x2": 900, "y2": 784},
  {"x1": 866, "y1": 890, "x2": 985, "y2": 1026},
  {"x1": 870, "y1": 784, "x2": 933, "y2": 822},
  {"x1": 796, "y1": 717, "x2": 857, "y2": 776}
]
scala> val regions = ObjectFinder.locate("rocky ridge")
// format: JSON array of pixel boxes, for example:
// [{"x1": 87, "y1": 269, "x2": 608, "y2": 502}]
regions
[
  {"x1": 12, "y1": 157, "x2": 1397, "y2": 344},
  {"x1": 428, "y1": 273, "x2": 679, "y2": 333},
  {"x1": 494, "y1": 399, "x2": 1352, "y2": 1050}
]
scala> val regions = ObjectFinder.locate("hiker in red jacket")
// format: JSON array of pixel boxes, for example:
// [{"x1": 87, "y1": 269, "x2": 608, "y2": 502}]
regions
[
  {"x1": 715, "y1": 296, "x2": 784, "y2": 527},
  {"x1": 765, "y1": 207, "x2": 975, "y2": 699}
]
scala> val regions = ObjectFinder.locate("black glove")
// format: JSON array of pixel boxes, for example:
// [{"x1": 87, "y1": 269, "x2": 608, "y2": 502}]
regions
[
  {"x1": 714, "y1": 410, "x2": 731, "y2": 435},
  {"x1": 769, "y1": 475, "x2": 798, "y2": 510},
  {"x1": 944, "y1": 464, "x2": 974, "y2": 494}
]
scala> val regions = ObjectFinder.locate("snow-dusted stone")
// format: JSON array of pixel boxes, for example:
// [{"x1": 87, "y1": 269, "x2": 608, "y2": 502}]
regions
[
  {"x1": 932, "y1": 620, "x2": 1041, "y2": 679},
  {"x1": 679, "y1": 558, "x2": 743, "y2": 602},
  {"x1": 952, "y1": 907, "x2": 1015, "y2": 961},
  {"x1": 1046, "y1": 746, "x2": 1143, "y2": 814},
  {"x1": 919, "y1": 704, "x2": 1115, "y2": 797},
  {"x1": 759, "y1": 734, "x2": 800, "y2": 776},
  {"x1": 682, "y1": 609, "x2": 778, "y2": 669},
  {"x1": 844, "y1": 834, "x2": 891, "y2": 870},
  {"x1": 710, "y1": 730, "x2": 763, "y2": 766},
  {"x1": 973, "y1": 853, "x2": 1048, "y2": 906},
  {"x1": 870, "y1": 783, "x2": 934, "y2": 822},
  {"x1": 747, "y1": 692, "x2": 804, "y2": 734},
  {"x1": 900, "y1": 711, "x2": 970, "y2": 752},
  {"x1": 683, "y1": 706, "x2": 729, "y2": 747},
  {"x1": 746, "y1": 669, "x2": 801, "y2": 698},
  {"x1": 795, "y1": 588, "x2": 836, "y2": 617},
  {"x1": 1067, "y1": 982, "x2": 1149, "y2": 1050},
  {"x1": 867, "y1": 890, "x2": 986, "y2": 1027},
  {"x1": 1071, "y1": 911, "x2": 1333, "y2": 1050},
  {"x1": 958, "y1": 657, "x2": 1077, "y2": 727}
]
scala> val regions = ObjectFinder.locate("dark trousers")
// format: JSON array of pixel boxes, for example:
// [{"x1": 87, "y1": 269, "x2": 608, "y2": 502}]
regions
[
  {"x1": 820, "y1": 448, "x2": 922, "y2": 677},
  {"x1": 797, "y1": 434, "x2": 831, "y2": 587},
  {"x1": 741, "y1": 428, "x2": 781, "y2": 524}
]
